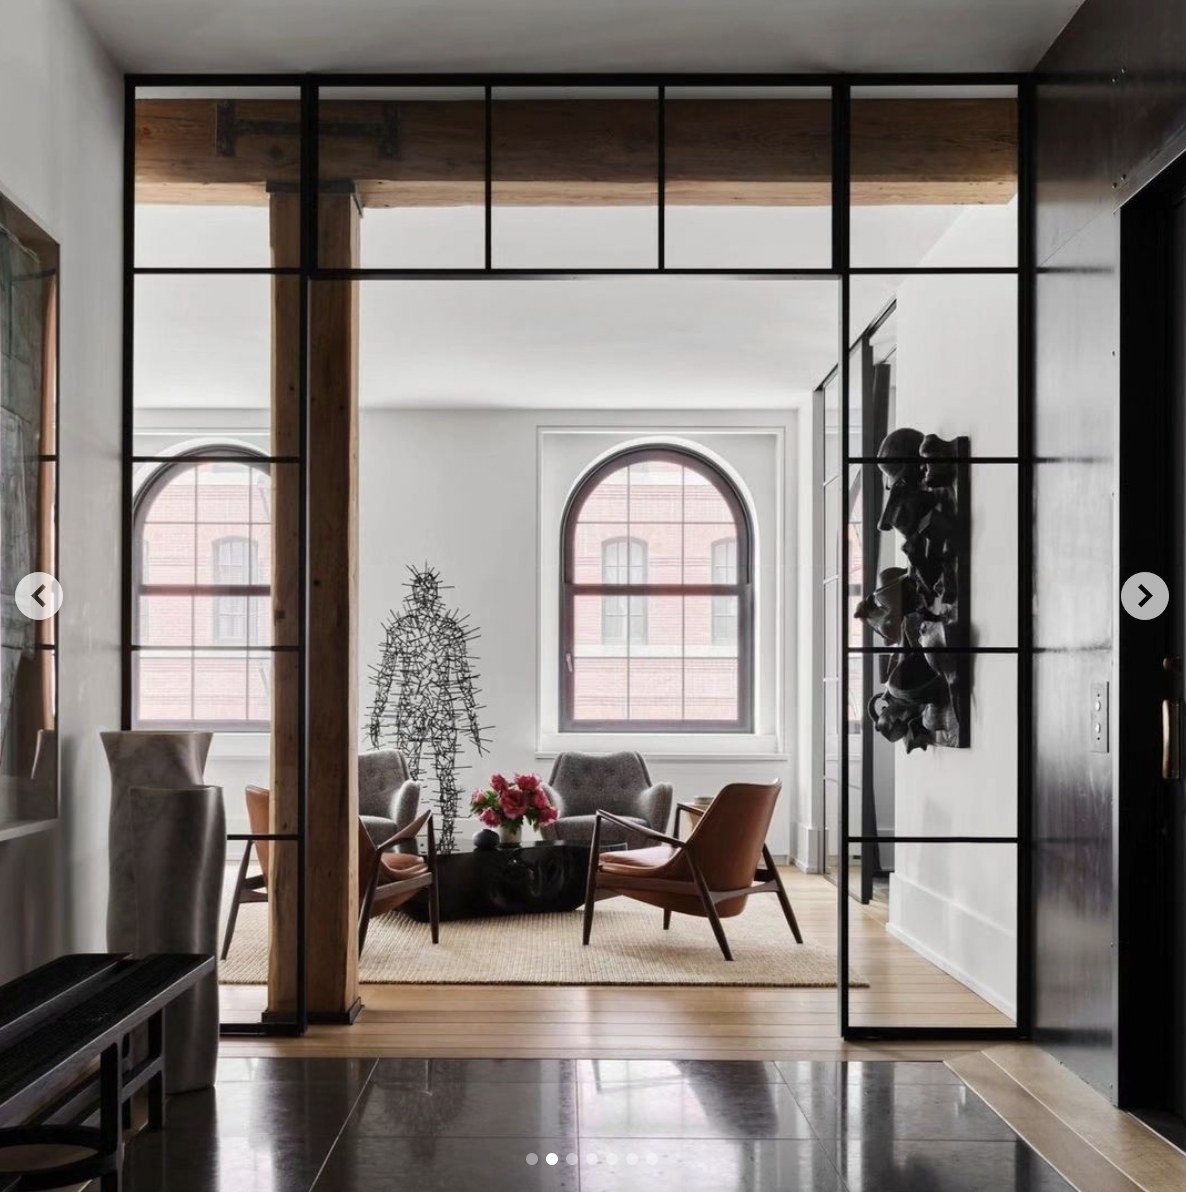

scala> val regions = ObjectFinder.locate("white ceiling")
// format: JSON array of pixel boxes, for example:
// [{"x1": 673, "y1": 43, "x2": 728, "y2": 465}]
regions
[{"x1": 73, "y1": 0, "x2": 1081, "y2": 73}]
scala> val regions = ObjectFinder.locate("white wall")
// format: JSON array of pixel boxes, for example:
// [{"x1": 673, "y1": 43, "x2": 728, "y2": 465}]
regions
[
  {"x1": 0, "y1": 1, "x2": 123, "y2": 980},
  {"x1": 359, "y1": 408, "x2": 802, "y2": 856},
  {"x1": 884, "y1": 203, "x2": 1019, "y2": 1016}
]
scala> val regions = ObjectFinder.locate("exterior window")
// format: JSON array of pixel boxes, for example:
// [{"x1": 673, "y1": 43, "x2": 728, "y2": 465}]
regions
[
  {"x1": 211, "y1": 536, "x2": 261, "y2": 645},
  {"x1": 561, "y1": 446, "x2": 753, "y2": 731},
  {"x1": 711, "y1": 538, "x2": 739, "y2": 646},
  {"x1": 601, "y1": 537, "x2": 647, "y2": 645},
  {"x1": 132, "y1": 448, "x2": 271, "y2": 730}
]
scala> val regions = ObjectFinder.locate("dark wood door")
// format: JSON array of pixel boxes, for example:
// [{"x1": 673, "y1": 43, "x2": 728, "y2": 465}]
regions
[{"x1": 1170, "y1": 186, "x2": 1186, "y2": 1123}]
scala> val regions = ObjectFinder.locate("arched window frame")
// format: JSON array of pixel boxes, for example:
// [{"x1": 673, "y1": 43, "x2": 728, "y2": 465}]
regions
[
  {"x1": 131, "y1": 445, "x2": 271, "y2": 730},
  {"x1": 560, "y1": 445, "x2": 754, "y2": 733}
]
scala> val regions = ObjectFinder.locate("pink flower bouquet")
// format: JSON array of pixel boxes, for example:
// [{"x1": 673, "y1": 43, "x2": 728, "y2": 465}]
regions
[{"x1": 471, "y1": 772, "x2": 558, "y2": 840}]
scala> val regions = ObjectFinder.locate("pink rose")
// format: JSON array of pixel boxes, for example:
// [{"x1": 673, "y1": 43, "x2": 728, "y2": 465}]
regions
[
  {"x1": 531, "y1": 788, "x2": 552, "y2": 811},
  {"x1": 491, "y1": 773, "x2": 510, "y2": 794},
  {"x1": 515, "y1": 772, "x2": 541, "y2": 793},
  {"x1": 470, "y1": 790, "x2": 487, "y2": 811},
  {"x1": 538, "y1": 804, "x2": 559, "y2": 827},
  {"x1": 499, "y1": 787, "x2": 528, "y2": 819},
  {"x1": 480, "y1": 808, "x2": 501, "y2": 827}
]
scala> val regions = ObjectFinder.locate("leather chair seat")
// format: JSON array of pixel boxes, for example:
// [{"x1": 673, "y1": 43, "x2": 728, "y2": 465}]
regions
[
  {"x1": 380, "y1": 853, "x2": 430, "y2": 881},
  {"x1": 599, "y1": 844, "x2": 678, "y2": 873}
]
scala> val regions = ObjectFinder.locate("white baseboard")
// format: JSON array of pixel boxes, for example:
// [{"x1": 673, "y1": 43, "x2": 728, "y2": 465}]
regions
[
  {"x1": 793, "y1": 822, "x2": 823, "y2": 872},
  {"x1": 886, "y1": 872, "x2": 1016, "y2": 1020}
]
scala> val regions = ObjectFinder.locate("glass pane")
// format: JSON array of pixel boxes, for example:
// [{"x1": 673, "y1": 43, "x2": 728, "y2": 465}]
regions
[
  {"x1": 571, "y1": 523, "x2": 630, "y2": 584},
  {"x1": 683, "y1": 469, "x2": 733, "y2": 522},
  {"x1": 628, "y1": 657, "x2": 682, "y2": 721},
  {"x1": 581, "y1": 466, "x2": 628, "y2": 520},
  {"x1": 847, "y1": 843, "x2": 1017, "y2": 1028},
  {"x1": 823, "y1": 374, "x2": 841, "y2": 481},
  {"x1": 219, "y1": 839, "x2": 300, "y2": 1027},
  {"x1": 628, "y1": 459, "x2": 682, "y2": 521},
  {"x1": 319, "y1": 86, "x2": 486, "y2": 269},
  {"x1": 572, "y1": 660, "x2": 627, "y2": 722},
  {"x1": 134, "y1": 87, "x2": 301, "y2": 269},
  {"x1": 620, "y1": 525, "x2": 677, "y2": 584},
  {"x1": 684, "y1": 526, "x2": 736, "y2": 584},
  {"x1": 823, "y1": 479, "x2": 840, "y2": 578},
  {"x1": 135, "y1": 649, "x2": 271, "y2": 728},
  {"x1": 492, "y1": 87, "x2": 658, "y2": 268},
  {"x1": 685, "y1": 656, "x2": 739, "y2": 723},
  {"x1": 664, "y1": 88, "x2": 831, "y2": 268},
  {"x1": 850, "y1": 462, "x2": 1018, "y2": 647},
  {"x1": 849, "y1": 273, "x2": 1018, "y2": 457},
  {"x1": 850, "y1": 86, "x2": 1017, "y2": 268},
  {"x1": 850, "y1": 652, "x2": 1018, "y2": 839},
  {"x1": 133, "y1": 273, "x2": 286, "y2": 454}
]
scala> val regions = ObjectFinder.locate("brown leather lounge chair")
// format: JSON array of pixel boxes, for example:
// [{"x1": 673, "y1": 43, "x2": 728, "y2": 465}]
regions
[
  {"x1": 221, "y1": 785, "x2": 439, "y2": 959},
  {"x1": 581, "y1": 781, "x2": 803, "y2": 961}
]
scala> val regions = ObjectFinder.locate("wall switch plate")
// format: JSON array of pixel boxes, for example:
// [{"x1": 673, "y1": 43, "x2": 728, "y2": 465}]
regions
[{"x1": 1090, "y1": 681, "x2": 1109, "y2": 753}]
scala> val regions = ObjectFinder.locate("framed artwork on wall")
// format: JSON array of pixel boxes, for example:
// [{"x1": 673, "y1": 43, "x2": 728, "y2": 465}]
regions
[{"x1": 0, "y1": 188, "x2": 59, "y2": 838}]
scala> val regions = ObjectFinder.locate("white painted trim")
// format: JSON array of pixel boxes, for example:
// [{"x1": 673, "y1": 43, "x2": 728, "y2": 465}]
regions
[
  {"x1": 535, "y1": 423, "x2": 787, "y2": 751},
  {"x1": 886, "y1": 871, "x2": 1017, "y2": 1020},
  {"x1": 795, "y1": 822, "x2": 824, "y2": 872}
]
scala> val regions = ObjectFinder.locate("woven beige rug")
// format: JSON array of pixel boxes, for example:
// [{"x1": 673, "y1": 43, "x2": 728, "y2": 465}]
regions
[{"x1": 220, "y1": 898, "x2": 861, "y2": 987}]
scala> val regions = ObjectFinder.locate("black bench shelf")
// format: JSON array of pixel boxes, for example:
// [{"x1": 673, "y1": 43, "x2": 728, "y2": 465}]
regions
[{"x1": 0, "y1": 952, "x2": 213, "y2": 1191}]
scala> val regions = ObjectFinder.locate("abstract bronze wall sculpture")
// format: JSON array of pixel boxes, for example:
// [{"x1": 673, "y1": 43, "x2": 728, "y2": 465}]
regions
[
  {"x1": 368, "y1": 565, "x2": 492, "y2": 853},
  {"x1": 854, "y1": 427, "x2": 971, "y2": 751}
]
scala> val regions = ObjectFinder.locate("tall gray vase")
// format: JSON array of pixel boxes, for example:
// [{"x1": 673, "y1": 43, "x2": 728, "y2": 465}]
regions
[{"x1": 102, "y1": 731, "x2": 222, "y2": 1093}]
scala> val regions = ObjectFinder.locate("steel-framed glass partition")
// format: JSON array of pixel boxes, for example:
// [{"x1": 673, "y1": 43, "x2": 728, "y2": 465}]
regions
[{"x1": 122, "y1": 73, "x2": 1032, "y2": 1040}]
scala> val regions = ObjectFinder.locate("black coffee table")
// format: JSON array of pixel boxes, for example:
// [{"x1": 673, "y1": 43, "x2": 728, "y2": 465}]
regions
[{"x1": 404, "y1": 842, "x2": 590, "y2": 923}]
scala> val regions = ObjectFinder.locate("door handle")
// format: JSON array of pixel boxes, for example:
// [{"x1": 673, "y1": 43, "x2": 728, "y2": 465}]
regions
[{"x1": 1163, "y1": 698, "x2": 1182, "y2": 780}]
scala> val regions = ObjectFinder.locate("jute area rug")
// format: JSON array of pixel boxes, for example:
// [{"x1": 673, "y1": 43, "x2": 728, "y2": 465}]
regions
[{"x1": 220, "y1": 897, "x2": 862, "y2": 987}]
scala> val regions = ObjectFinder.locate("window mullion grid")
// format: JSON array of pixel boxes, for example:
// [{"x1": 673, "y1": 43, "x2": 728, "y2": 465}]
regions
[
  {"x1": 190, "y1": 467, "x2": 198, "y2": 724},
  {"x1": 680, "y1": 463, "x2": 686, "y2": 723},
  {"x1": 625, "y1": 464, "x2": 632, "y2": 720}
]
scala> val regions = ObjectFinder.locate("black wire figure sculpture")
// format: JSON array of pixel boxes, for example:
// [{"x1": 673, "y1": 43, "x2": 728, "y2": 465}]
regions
[{"x1": 368, "y1": 565, "x2": 491, "y2": 853}]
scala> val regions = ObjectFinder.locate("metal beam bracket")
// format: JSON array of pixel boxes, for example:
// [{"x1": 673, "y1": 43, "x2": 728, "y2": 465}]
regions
[{"x1": 216, "y1": 99, "x2": 399, "y2": 159}]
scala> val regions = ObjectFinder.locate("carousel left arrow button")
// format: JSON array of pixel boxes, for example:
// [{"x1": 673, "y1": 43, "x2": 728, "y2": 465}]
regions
[{"x1": 16, "y1": 572, "x2": 63, "y2": 620}]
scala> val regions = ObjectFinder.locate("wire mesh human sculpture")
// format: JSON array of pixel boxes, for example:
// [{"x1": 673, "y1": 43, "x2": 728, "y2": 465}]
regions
[{"x1": 368, "y1": 565, "x2": 491, "y2": 853}]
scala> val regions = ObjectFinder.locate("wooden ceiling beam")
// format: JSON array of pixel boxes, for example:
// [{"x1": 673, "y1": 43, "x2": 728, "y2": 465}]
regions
[{"x1": 134, "y1": 97, "x2": 1016, "y2": 207}]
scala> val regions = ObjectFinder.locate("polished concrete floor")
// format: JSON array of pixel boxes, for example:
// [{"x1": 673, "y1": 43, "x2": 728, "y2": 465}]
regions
[{"x1": 121, "y1": 1058, "x2": 1075, "y2": 1191}]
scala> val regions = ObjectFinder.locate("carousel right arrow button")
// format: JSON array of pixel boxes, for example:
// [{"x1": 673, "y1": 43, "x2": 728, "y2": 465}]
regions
[{"x1": 1121, "y1": 572, "x2": 1169, "y2": 621}]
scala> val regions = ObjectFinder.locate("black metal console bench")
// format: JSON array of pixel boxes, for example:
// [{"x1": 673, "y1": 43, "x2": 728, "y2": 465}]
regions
[{"x1": 0, "y1": 952, "x2": 213, "y2": 1191}]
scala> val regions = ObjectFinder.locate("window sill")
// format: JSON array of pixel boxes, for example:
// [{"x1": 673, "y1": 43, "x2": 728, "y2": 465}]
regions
[
  {"x1": 208, "y1": 731, "x2": 270, "y2": 762},
  {"x1": 0, "y1": 817, "x2": 56, "y2": 844},
  {"x1": 536, "y1": 731, "x2": 785, "y2": 762}
]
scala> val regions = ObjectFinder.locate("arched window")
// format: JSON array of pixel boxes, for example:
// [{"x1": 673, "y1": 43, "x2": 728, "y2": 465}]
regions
[
  {"x1": 132, "y1": 447, "x2": 271, "y2": 729},
  {"x1": 561, "y1": 446, "x2": 753, "y2": 731}
]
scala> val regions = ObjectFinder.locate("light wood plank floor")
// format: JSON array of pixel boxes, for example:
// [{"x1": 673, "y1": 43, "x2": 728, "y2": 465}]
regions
[{"x1": 220, "y1": 869, "x2": 1012, "y2": 1062}]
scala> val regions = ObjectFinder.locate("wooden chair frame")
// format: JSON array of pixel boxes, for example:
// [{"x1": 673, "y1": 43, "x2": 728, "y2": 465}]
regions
[
  {"x1": 220, "y1": 835, "x2": 268, "y2": 960},
  {"x1": 359, "y1": 809, "x2": 440, "y2": 953},
  {"x1": 221, "y1": 807, "x2": 440, "y2": 960},
  {"x1": 581, "y1": 801, "x2": 803, "y2": 961}
]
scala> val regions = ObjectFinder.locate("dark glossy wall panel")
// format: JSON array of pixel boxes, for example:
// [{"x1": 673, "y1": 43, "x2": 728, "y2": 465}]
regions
[
  {"x1": 1033, "y1": 210, "x2": 1119, "y2": 1097},
  {"x1": 1034, "y1": 0, "x2": 1186, "y2": 1099},
  {"x1": 1037, "y1": 0, "x2": 1186, "y2": 267}
]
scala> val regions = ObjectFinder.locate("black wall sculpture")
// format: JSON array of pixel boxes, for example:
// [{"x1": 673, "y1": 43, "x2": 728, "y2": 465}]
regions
[
  {"x1": 854, "y1": 428, "x2": 971, "y2": 751},
  {"x1": 368, "y1": 565, "x2": 492, "y2": 853}
]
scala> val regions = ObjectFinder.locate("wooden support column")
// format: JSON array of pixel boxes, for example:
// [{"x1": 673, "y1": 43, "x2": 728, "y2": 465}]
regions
[
  {"x1": 266, "y1": 189, "x2": 301, "y2": 1016},
  {"x1": 306, "y1": 189, "x2": 361, "y2": 1020}
]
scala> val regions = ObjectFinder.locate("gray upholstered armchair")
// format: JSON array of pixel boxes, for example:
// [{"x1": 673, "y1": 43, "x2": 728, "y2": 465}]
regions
[
  {"x1": 358, "y1": 749, "x2": 421, "y2": 855},
  {"x1": 539, "y1": 751, "x2": 673, "y2": 848}
]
